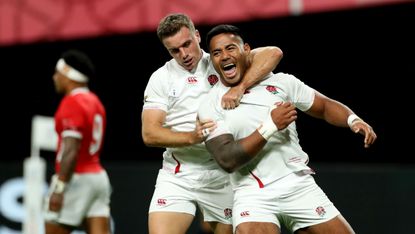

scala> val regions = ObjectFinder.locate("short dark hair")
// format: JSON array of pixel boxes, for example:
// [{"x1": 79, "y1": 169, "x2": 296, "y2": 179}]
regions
[
  {"x1": 157, "y1": 13, "x2": 196, "y2": 42},
  {"x1": 206, "y1": 24, "x2": 244, "y2": 51},
  {"x1": 60, "y1": 49, "x2": 95, "y2": 81}
]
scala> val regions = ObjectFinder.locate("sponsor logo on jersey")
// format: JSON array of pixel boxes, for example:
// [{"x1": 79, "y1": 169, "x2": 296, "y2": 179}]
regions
[
  {"x1": 207, "y1": 74, "x2": 219, "y2": 86},
  {"x1": 187, "y1": 76, "x2": 198, "y2": 84},
  {"x1": 157, "y1": 198, "x2": 167, "y2": 206}
]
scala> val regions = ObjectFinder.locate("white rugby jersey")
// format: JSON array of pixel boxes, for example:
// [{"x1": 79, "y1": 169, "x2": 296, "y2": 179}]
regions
[
  {"x1": 143, "y1": 51, "x2": 222, "y2": 175},
  {"x1": 198, "y1": 72, "x2": 316, "y2": 188}
]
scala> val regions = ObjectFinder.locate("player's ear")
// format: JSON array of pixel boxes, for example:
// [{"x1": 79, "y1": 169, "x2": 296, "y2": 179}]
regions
[
  {"x1": 243, "y1": 43, "x2": 251, "y2": 53},
  {"x1": 195, "y1": 30, "x2": 201, "y2": 43}
]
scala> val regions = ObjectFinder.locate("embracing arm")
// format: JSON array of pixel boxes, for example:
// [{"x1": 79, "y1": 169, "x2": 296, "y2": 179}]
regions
[
  {"x1": 205, "y1": 133, "x2": 266, "y2": 173},
  {"x1": 222, "y1": 46, "x2": 283, "y2": 109},
  {"x1": 205, "y1": 102, "x2": 297, "y2": 173},
  {"x1": 305, "y1": 90, "x2": 377, "y2": 148},
  {"x1": 239, "y1": 46, "x2": 283, "y2": 91},
  {"x1": 142, "y1": 109, "x2": 214, "y2": 147}
]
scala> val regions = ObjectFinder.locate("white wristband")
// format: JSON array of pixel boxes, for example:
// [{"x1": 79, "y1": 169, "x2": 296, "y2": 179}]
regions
[
  {"x1": 347, "y1": 114, "x2": 361, "y2": 128},
  {"x1": 257, "y1": 106, "x2": 278, "y2": 140},
  {"x1": 53, "y1": 179, "x2": 67, "y2": 194}
]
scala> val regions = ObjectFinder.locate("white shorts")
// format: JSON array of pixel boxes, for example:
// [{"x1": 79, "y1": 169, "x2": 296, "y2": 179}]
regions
[
  {"x1": 233, "y1": 172, "x2": 340, "y2": 232},
  {"x1": 149, "y1": 169, "x2": 233, "y2": 224},
  {"x1": 44, "y1": 171, "x2": 112, "y2": 226}
]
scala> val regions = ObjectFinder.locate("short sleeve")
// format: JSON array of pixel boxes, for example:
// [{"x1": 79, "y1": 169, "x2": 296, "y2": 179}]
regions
[
  {"x1": 279, "y1": 73, "x2": 315, "y2": 112},
  {"x1": 57, "y1": 98, "x2": 85, "y2": 139},
  {"x1": 143, "y1": 69, "x2": 169, "y2": 112}
]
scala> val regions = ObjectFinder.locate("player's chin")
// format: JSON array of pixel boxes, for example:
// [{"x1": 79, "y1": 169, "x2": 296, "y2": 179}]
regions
[{"x1": 224, "y1": 76, "x2": 240, "y2": 86}]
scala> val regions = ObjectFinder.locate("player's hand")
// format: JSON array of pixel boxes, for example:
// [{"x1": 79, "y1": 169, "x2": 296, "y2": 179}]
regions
[
  {"x1": 270, "y1": 102, "x2": 297, "y2": 130},
  {"x1": 49, "y1": 192, "x2": 64, "y2": 212},
  {"x1": 350, "y1": 120, "x2": 377, "y2": 148},
  {"x1": 222, "y1": 86, "x2": 244, "y2": 110},
  {"x1": 193, "y1": 118, "x2": 217, "y2": 143}
]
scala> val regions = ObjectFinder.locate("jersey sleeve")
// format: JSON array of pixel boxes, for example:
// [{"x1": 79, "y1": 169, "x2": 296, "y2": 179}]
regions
[
  {"x1": 143, "y1": 68, "x2": 169, "y2": 112},
  {"x1": 281, "y1": 73, "x2": 315, "y2": 112},
  {"x1": 58, "y1": 97, "x2": 85, "y2": 139}
]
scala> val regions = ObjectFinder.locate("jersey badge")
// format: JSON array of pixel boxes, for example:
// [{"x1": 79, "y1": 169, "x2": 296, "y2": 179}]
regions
[
  {"x1": 266, "y1": 85, "x2": 279, "y2": 95},
  {"x1": 315, "y1": 206, "x2": 326, "y2": 217},
  {"x1": 207, "y1": 74, "x2": 219, "y2": 86},
  {"x1": 224, "y1": 208, "x2": 232, "y2": 219}
]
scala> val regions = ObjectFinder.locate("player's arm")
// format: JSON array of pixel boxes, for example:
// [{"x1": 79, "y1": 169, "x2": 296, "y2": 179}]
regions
[
  {"x1": 142, "y1": 109, "x2": 214, "y2": 147},
  {"x1": 222, "y1": 46, "x2": 283, "y2": 109},
  {"x1": 48, "y1": 136, "x2": 80, "y2": 212},
  {"x1": 57, "y1": 137, "x2": 80, "y2": 183},
  {"x1": 205, "y1": 133, "x2": 264, "y2": 173},
  {"x1": 305, "y1": 90, "x2": 377, "y2": 148},
  {"x1": 205, "y1": 102, "x2": 296, "y2": 173}
]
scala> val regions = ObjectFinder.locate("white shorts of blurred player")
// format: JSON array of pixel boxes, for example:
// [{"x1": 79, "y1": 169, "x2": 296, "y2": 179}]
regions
[{"x1": 44, "y1": 171, "x2": 112, "y2": 227}]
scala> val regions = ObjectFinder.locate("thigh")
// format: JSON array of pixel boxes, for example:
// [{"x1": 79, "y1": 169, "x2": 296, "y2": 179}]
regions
[
  {"x1": 85, "y1": 216, "x2": 111, "y2": 234},
  {"x1": 149, "y1": 212, "x2": 194, "y2": 234},
  {"x1": 86, "y1": 172, "x2": 111, "y2": 218},
  {"x1": 232, "y1": 186, "x2": 281, "y2": 230},
  {"x1": 198, "y1": 182, "x2": 233, "y2": 225},
  {"x1": 208, "y1": 221, "x2": 233, "y2": 234},
  {"x1": 149, "y1": 170, "x2": 197, "y2": 215},
  {"x1": 279, "y1": 173, "x2": 341, "y2": 232},
  {"x1": 236, "y1": 222, "x2": 280, "y2": 234},
  {"x1": 44, "y1": 174, "x2": 92, "y2": 226},
  {"x1": 45, "y1": 222, "x2": 73, "y2": 234},
  {"x1": 295, "y1": 215, "x2": 355, "y2": 234}
]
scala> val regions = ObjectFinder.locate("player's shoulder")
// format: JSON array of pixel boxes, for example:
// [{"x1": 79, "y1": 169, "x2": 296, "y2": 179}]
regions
[
  {"x1": 255, "y1": 72, "x2": 300, "y2": 91},
  {"x1": 267, "y1": 72, "x2": 299, "y2": 84},
  {"x1": 151, "y1": 59, "x2": 182, "y2": 80},
  {"x1": 60, "y1": 94, "x2": 82, "y2": 112},
  {"x1": 274, "y1": 72, "x2": 296, "y2": 80}
]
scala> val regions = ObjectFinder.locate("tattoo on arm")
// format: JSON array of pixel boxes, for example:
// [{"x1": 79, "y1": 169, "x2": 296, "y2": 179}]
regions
[{"x1": 205, "y1": 134, "x2": 252, "y2": 173}]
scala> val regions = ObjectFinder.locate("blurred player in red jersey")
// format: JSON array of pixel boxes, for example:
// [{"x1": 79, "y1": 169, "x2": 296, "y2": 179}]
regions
[{"x1": 44, "y1": 49, "x2": 112, "y2": 234}]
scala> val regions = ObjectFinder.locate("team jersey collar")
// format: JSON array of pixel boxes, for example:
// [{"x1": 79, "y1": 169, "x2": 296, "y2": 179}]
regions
[
  {"x1": 70, "y1": 87, "x2": 90, "y2": 96},
  {"x1": 173, "y1": 49, "x2": 208, "y2": 74}
]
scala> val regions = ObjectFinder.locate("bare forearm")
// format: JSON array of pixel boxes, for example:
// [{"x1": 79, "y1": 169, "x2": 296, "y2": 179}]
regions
[
  {"x1": 322, "y1": 99, "x2": 354, "y2": 127},
  {"x1": 238, "y1": 46, "x2": 283, "y2": 91},
  {"x1": 142, "y1": 126, "x2": 196, "y2": 148},
  {"x1": 206, "y1": 132, "x2": 266, "y2": 173},
  {"x1": 57, "y1": 137, "x2": 81, "y2": 182},
  {"x1": 142, "y1": 109, "x2": 200, "y2": 147},
  {"x1": 238, "y1": 131, "x2": 267, "y2": 156},
  {"x1": 58, "y1": 148, "x2": 78, "y2": 182}
]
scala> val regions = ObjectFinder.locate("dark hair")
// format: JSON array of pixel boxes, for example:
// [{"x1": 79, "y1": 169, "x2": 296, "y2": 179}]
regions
[
  {"x1": 60, "y1": 49, "x2": 95, "y2": 81},
  {"x1": 157, "y1": 13, "x2": 196, "y2": 42},
  {"x1": 206, "y1": 24, "x2": 244, "y2": 51}
]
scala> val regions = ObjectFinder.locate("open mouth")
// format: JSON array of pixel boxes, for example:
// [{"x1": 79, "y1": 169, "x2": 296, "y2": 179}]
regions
[
  {"x1": 183, "y1": 58, "x2": 193, "y2": 67},
  {"x1": 223, "y1": 63, "x2": 236, "y2": 77}
]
